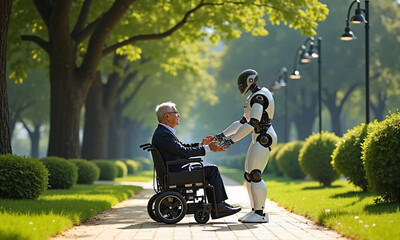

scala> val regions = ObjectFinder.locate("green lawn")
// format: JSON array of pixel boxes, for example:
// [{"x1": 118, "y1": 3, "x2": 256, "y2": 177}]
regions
[
  {"x1": 220, "y1": 168, "x2": 400, "y2": 240},
  {"x1": 115, "y1": 170, "x2": 154, "y2": 182},
  {"x1": 0, "y1": 184, "x2": 142, "y2": 240}
]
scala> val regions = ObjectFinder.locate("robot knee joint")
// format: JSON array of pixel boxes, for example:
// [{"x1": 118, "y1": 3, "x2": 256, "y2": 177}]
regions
[{"x1": 244, "y1": 169, "x2": 262, "y2": 183}]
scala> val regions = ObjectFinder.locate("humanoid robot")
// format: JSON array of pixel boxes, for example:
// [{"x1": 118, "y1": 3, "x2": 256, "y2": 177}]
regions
[{"x1": 216, "y1": 69, "x2": 277, "y2": 223}]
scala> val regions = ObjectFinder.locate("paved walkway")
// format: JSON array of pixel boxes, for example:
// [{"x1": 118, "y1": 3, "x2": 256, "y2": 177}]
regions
[{"x1": 53, "y1": 176, "x2": 349, "y2": 240}]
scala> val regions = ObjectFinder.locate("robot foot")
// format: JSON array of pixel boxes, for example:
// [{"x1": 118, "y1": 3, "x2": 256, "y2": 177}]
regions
[
  {"x1": 238, "y1": 210, "x2": 254, "y2": 222},
  {"x1": 241, "y1": 212, "x2": 269, "y2": 223}
]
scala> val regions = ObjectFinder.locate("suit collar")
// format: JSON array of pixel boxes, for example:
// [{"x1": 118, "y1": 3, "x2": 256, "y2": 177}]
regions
[{"x1": 158, "y1": 123, "x2": 176, "y2": 135}]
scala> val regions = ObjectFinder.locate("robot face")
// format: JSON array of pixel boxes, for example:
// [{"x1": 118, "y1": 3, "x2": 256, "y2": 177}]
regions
[{"x1": 238, "y1": 69, "x2": 258, "y2": 96}]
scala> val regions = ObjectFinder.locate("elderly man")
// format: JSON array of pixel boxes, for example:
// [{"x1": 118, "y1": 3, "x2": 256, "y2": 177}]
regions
[{"x1": 152, "y1": 101, "x2": 241, "y2": 219}]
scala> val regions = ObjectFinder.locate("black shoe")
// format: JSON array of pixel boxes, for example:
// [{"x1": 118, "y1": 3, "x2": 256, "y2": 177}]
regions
[
  {"x1": 211, "y1": 202, "x2": 241, "y2": 219},
  {"x1": 223, "y1": 201, "x2": 238, "y2": 208}
]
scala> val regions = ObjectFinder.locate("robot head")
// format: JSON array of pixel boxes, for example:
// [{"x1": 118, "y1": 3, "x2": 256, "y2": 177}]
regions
[{"x1": 237, "y1": 69, "x2": 258, "y2": 96}]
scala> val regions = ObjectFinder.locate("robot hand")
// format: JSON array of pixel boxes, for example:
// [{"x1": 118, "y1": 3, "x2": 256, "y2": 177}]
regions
[
  {"x1": 219, "y1": 138, "x2": 234, "y2": 148},
  {"x1": 212, "y1": 133, "x2": 225, "y2": 142}
]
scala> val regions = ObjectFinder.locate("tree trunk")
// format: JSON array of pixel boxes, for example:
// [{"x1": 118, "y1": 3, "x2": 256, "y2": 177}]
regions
[
  {"x1": 107, "y1": 108, "x2": 126, "y2": 159},
  {"x1": 0, "y1": 0, "x2": 12, "y2": 154},
  {"x1": 30, "y1": 125, "x2": 41, "y2": 158},
  {"x1": 82, "y1": 75, "x2": 113, "y2": 160}
]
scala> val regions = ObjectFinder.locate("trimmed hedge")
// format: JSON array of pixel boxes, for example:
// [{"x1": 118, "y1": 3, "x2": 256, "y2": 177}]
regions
[
  {"x1": 331, "y1": 124, "x2": 370, "y2": 191},
  {"x1": 299, "y1": 132, "x2": 340, "y2": 186},
  {"x1": 40, "y1": 157, "x2": 78, "y2": 189},
  {"x1": 134, "y1": 157, "x2": 153, "y2": 171},
  {"x1": 276, "y1": 141, "x2": 306, "y2": 179},
  {"x1": 124, "y1": 159, "x2": 142, "y2": 175},
  {"x1": 362, "y1": 112, "x2": 400, "y2": 202},
  {"x1": 218, "y1": 154, "x2": 246, "y2": 170},
  {"x1": 266, "y1": 143, "x2": 284, "y2": 176},
  {"x1": 92, "y1": 160, "x2": 118, "y2": 180},
  {"x1": 0, "y1": 154, "x2": 49, "y2": 199},
  {"x1": 69, "y1": 159, "x2": 100, "y2": 184},
  {"x1": 114, "y1": 160, "x2": 128, "y2": 178}
]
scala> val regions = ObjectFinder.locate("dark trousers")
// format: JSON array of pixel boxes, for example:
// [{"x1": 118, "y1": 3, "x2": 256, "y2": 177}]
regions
[{"x1": 191, "y1": 164, "x2": 228, "y2": 204}]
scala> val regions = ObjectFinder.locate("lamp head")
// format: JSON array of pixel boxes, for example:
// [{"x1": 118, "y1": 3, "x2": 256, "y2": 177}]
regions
[
  {"x1": 290, "y1": 70, "x2": 301, "y2": 80},
  {"x1": 350, "y1": 7, "x2": 367, "y2": 24},
  {"x1": 340, "y1": 27, "x2": 357, "y2": 41}
]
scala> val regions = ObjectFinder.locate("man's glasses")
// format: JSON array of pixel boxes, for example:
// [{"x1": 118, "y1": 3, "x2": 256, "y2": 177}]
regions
[{"x1": 166, "y1": 112, "x2": 179, "y2": 115}]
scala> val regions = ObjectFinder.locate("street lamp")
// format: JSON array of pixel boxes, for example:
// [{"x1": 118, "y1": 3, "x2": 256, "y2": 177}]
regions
[
  {"x1": 290, "y1": 37, "x2": 322, "y2": 133},
  {"x1": 274, "y1": 67, "x2": 289, "y2": 142},
  {"x1": 340, "y1": 0, "x2": 370, "y2": 124},
  {"x1": 290, "y1": 45, "x2": 309, "y2": 80}
]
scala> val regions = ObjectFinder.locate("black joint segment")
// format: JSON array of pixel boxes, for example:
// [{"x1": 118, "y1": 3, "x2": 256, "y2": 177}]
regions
[{"x1": 248, "y1": 118, "x2": 259, "y2": 127}]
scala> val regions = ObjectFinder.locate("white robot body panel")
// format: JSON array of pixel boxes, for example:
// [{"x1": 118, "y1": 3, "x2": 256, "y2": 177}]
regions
[
  {"x1": 231, "y1": 123, "x2": 253, "y2": 143},
  {"x1": 251, "y1": 181, "x2": 267, "y2": 211},
  {"x1": 222, "y1": 120, "x2": 242, "y2": 137},
  {"x1": 245, "y1": 142, "x2": 270, "y2": 172}
]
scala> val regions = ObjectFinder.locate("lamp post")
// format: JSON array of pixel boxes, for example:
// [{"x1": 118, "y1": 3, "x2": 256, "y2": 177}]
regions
[
  {"x1": 340, "y1": 0, "x2": 370, "y2": 124},
  {"x1": 273, "y1": 67, "x2": 289, "y2": 142},
  {"x1": 290, "y1": 37, "x2": 322, "y2": 133}
]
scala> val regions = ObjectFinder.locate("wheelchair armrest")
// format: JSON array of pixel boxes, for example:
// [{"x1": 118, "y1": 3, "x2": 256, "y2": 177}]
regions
[{"x1": 166, "y1": 158, "x2": 203, "y2": 166}]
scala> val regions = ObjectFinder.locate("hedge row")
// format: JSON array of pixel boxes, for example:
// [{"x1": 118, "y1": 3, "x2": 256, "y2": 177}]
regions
[{"x1": 0, "y1": 155, "x2": 150, "y2": 200}]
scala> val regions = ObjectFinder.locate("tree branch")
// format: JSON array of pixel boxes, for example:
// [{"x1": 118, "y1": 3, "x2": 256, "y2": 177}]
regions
[
  {"x1": 72, "y1": 0, "x2": 93, "y2": 36},
  {"x1": 72, "y1": 17, "x2": 101, "y2": 44},
  {"x1": 33, "y1": 0, "x2": 53, "y2": 28},
  {"x1": 102, "y1": 0, "x2": 210, "y2": 56},
  {"x1": 121, "y1": 75, "x2": 149, "y2": 109},
  {"x1": 338, "y1": 82, "x2": 363, "y2": 110},
  {"x1": 21, "y1": 35, "x2": 50, "y2": 53}
]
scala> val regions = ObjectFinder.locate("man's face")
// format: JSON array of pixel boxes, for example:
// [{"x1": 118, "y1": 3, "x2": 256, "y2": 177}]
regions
[{"x1": 165, "y1": 106, "x2": 180, "y2": 128}]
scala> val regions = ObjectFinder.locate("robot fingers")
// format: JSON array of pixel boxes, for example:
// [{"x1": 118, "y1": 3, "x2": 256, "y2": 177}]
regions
[{"x1": 219, "y1": 138, "x2": 234, "y2": 148}]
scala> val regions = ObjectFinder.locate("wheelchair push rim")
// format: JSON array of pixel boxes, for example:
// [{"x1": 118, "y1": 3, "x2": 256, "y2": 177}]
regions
[{"x1": 154, "y1": 191, "x2": 187, "y2": 224}]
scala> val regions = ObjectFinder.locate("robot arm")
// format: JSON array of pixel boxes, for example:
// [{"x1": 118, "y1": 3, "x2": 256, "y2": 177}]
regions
[
  {"x1": 231, "y1": 102, "x2": 263, "y2": 143},
  {"x1": 222, "y1": 117, "x2": 247, "y2": 137}
]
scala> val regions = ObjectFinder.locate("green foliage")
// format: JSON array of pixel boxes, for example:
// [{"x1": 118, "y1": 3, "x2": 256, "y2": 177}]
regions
[
  {"x1": 92, "y1": 160, "x2": 118, "y2": 180},
  {"x1": 276, "y1": 141, "x2": 306, "y2": 179},
  {"x1": 123, "y1": 160, "x2": 142, "y2": 175},
  {"x1": 40, "y1": 157, "x2": 78, "y2": 189},
  {"x1": 218, "y1": 154, "x2": 246, "y2": 170},
  {"x1": 362, "y1": 112, "x2": 400, "y2": 202},
  {"x1": 0, "y1": 154, "x2": 48, "y2": 199},
  {"x1": 331, "y1": 124, "x2": 371, "y2": 191},
  {"x1": 113, "y1": 160, "x2": 128, "y2": 178},
  {"x1": 299, "y1": 132, "x2": 340, "y2": 186},
  {"x1": 266, "y1": 143, "x2": 284, "y2": 176},
  {"x1": 69, "y1": 159, "x2": 100, "y2": 184},
  {"x1": 133, "y1": 157, "x2": 153, "y2": 171}
]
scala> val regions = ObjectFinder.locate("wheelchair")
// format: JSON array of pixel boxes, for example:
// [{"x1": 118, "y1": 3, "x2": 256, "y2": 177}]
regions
[{"x1": 140, "y1": 143, "x2": 218, "y2": 224}]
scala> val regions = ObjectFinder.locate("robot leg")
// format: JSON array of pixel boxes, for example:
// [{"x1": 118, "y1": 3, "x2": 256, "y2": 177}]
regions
[
  {"x1": 242, "y1": 142, "x2": 270, "y2": 223},
  {"x1": 239, "y1": 143, "x2": 255, "y2": 222}
]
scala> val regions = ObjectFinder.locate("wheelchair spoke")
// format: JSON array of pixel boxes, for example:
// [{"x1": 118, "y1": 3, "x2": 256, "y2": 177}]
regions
[{"x1": 169, "y1": 210, "x2": 178, "y2": 218}]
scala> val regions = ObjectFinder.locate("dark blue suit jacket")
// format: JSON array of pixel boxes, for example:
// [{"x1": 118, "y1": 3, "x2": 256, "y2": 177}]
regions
[{"x1": 152, "y1": 124, "x2": 206, "y2": 172}]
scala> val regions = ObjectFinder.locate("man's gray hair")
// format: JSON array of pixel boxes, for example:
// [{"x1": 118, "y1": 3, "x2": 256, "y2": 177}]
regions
[{"x1": 155, "y1": 101, "x2": 176, "y2": 122}]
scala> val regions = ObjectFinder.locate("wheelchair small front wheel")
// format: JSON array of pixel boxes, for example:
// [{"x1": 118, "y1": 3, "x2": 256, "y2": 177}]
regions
[
  {"x1": 194, "y1": 208, "x2": 210, "y2": 224},
  {"x1": 147, "y1": 193, "x2": 161, "y2": 222},
  {"x1": 155, "y1": 191, "x2": 187, "y2": 224}
]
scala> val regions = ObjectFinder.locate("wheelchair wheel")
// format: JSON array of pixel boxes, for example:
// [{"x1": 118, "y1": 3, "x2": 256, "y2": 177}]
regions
[
  {"x1": 154, "y1": 191, "x2": 187, "y2": 224},
  {"x1": 147, "y1": 193, "x2": 161, "y2": 222},
  {"x1": 194, "y1": 208, "x2": 210, "y2": 224}
]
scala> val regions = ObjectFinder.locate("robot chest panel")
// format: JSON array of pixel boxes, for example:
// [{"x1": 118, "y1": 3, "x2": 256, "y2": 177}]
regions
[{"x1": 243, "y1": 98, "x2": 252, "y2": 121}]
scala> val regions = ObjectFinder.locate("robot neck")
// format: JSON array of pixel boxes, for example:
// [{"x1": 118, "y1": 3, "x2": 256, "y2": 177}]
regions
[{"x1": 249, "y1": 84, "x2": 260, "y2": 93}]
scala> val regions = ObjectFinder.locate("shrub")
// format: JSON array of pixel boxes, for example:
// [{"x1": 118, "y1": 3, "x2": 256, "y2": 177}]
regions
[
  {"x1": 40, "y1": 157, "x2": 78, "y2": 189},
  {"x1": 331, "y1": 124, "x2": 371, "y2": 191},
  {"x1": 124, "y1": 159, "x2": 142, "y2": 175},
  {"x1": 92, "y1": 160, "x2": 118, "y2": 180},
  {"x1": 0, "y1": 154, "x2": 48, "y2": 199},
  {"x1": 276, "y1": 141, "x2": 306, "y2": 179},
  {"x1": 362, "y1": 112, "x2": 400, "y2": 202},
  {"x1": 218, "y1": 154, "x2": 246, "y2": 170},
  {"x1": 114, "y1": 160, "x2": 128, "y2": 178},
  {"x1": 299, "y1": 132, "x2": 340, "y2": 186},
  {"x1": 69, "y1": 159, "x2": 100, "y2": 184},
  {"x1": 266, "y1": 143, "x2": 284, "y2": 176},
  {"x1": 134, "y1": 157, "x2": 153, "y2": 171}
]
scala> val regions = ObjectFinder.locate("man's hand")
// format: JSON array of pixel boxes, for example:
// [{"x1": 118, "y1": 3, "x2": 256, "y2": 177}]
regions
[
  {"x1": 219, "y1": 139, "x2": 234, "y2": 148},
  {"x1": 209, "y1": 141, "x2": 227, "y2": 152},
  {"x1": 202, "y1": 135, "x2": 213, "y2": 145}
]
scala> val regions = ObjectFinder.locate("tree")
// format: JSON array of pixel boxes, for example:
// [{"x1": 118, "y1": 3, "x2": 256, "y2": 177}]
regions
[
  {"x1": 7, "y1": 0, "x2": 328, "y2": 158},
  {"x1": 0, "y1": 0, "x2": 13, "y2": 154},
  {"x1": 7, "y1": 69, "x2": 50, "y2": 158}
]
